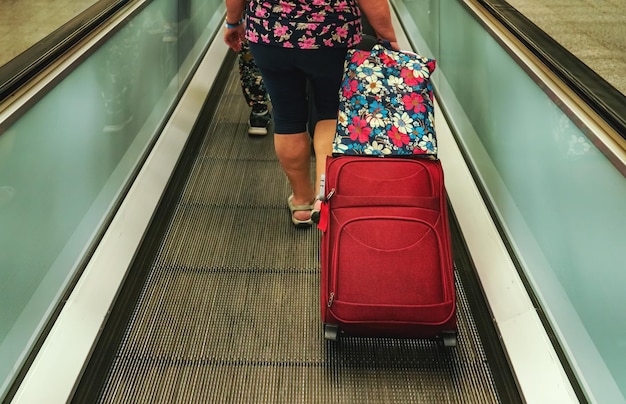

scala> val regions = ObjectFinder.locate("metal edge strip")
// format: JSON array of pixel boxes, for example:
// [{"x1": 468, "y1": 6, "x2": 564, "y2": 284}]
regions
[
  {"x1": 390, "y1": 8, "x2": 578, "y2": 403},
  {"x1": 9, "y1": 35, "x2": 229, "y2": 404}
]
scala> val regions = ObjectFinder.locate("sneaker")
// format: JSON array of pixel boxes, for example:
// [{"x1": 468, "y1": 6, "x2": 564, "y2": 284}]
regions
[{"x1": 248, "y1": 108, "x2": 271, "y2": 136}]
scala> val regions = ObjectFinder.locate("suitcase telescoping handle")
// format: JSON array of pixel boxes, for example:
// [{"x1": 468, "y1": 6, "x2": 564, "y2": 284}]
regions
[{"x1": 318, "y1": 174, "x2": 335, "y2": 202}]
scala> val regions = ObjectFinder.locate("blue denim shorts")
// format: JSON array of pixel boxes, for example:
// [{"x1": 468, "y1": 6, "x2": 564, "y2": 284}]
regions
[{"x1": 248, "y1": 43, "x2": 348, "y2": 134}]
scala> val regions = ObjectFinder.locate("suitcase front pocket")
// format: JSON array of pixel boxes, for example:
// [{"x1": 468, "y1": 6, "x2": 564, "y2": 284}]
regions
[{"x1": 328, "y1": 215, "x2": 447, "y2": 318}]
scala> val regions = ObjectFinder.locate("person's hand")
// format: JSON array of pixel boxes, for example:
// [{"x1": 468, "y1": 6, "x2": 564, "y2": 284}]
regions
[{"x1": 224, "y1": 24, "x2": 245, "y2": 52}]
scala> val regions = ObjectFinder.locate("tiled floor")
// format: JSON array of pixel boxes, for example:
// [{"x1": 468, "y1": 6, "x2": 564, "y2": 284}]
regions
[
  {"x1": 0, "y1": 0, "x2": 624, "y2": 95},
  {"x1": 506, "y1": 0, "x2": 626, "y2": 94}
]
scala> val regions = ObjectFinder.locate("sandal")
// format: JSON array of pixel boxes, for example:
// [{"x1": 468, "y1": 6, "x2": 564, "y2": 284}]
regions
[
  {"x1": 288, "y1": 194, "x2": 314, "y2": 228},
  {"x1": 310, "y1": 198, "x2": 322, "y2": 224}
]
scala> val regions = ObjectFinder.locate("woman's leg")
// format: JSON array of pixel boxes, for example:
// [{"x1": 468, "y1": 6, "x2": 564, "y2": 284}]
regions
[
  {"x1": 274, "y1": 132, "x2": 315, "y2": 222},
  {"x1": 248, "y1": 43, "x2": 316, "y2": 223},
  {"x1": 238, "y1": 42, "x2": 269, "y2": 109},
  {"x1": 302, "y1": 47, "x2": 348, "y2": 203}
]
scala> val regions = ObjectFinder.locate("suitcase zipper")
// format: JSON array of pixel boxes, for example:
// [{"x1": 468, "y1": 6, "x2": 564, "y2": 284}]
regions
[
  {"x1": 323, "y1": 188, "x2": 335, "y2": 202},
  {"x1": 327, "y1": 292, "x2": 334, "y2": 307}
]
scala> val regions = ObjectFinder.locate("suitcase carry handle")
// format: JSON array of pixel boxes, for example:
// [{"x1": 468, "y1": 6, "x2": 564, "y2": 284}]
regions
[
  {"x1": 328, "y1": 194, "x2": 441, "y2": 210},
  {"x1": 327, "y1": 158, "x2": 442, "y2": 198}
]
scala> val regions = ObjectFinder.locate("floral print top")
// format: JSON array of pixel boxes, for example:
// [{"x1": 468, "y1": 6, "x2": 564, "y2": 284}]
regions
[{"x1": 246, "y1": 0, "x2": 362, "y2": 49}]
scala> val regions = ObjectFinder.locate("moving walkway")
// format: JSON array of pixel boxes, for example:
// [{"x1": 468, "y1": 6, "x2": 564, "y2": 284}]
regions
[{"x1": 3, "y1": 0, "x2": 625, "y2": 402}]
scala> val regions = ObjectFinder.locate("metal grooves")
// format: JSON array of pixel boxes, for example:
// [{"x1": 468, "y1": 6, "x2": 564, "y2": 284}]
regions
[{"x1": 96, "y1": 62, "x2": 502, "y2": 403}]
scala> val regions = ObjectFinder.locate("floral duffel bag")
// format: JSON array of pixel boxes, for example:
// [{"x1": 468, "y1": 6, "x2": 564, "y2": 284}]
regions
[{"x1": 333, "y1": 43, "x2": 437, "y2": 158}]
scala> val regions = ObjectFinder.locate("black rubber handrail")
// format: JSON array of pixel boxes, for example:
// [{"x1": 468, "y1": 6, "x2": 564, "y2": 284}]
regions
[{"x1": 476, "y1": 0, "x2": 626, "y2": 141}]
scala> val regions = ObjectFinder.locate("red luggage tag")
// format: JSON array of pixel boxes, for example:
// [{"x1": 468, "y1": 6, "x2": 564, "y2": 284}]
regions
[
  {"x1": 317, "y1": 201, "x2": 329, "y2": 232},
  {"x1": 316, "y1": 188, "x2": 334, "y2": 232}
]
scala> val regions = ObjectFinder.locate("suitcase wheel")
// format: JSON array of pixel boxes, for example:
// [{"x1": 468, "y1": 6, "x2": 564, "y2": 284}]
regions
[
  {"x1": 324, "y1": 324, "x2": 339, "y2": 341},
  {"x1": 441, "y1": 331, "x2": 458, "y2": 347}
]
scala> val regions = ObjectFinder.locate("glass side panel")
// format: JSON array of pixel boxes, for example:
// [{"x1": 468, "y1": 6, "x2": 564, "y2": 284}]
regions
[
  {"x1": 0, "y1": 0, "x2": 224, "y2": 399},
  {"x1": 396, "y1": 0, "x2": 439, "y2": 58},
  {"x1": 392, "y1": 0, "x2": 626, "y2": 401}
]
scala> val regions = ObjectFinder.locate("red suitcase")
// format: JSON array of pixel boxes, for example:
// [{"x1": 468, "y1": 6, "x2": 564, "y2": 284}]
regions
[{"x1": 318, "y1": 156, "x2": 457, "y2": 346}]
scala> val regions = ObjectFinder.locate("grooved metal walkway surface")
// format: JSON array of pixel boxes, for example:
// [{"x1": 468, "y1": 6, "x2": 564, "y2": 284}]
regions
[{"x1": 96, "y1": 63, "x2": 502, "y2": 403}]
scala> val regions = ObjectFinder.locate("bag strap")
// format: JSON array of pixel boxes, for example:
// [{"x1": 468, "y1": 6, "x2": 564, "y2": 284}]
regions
[
  {"x1": 378, "y1": 39, "x2": 392, "y2": 50},
  {"x1": 356, "y1": 35, "x2": 393, "y2": 51}
]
